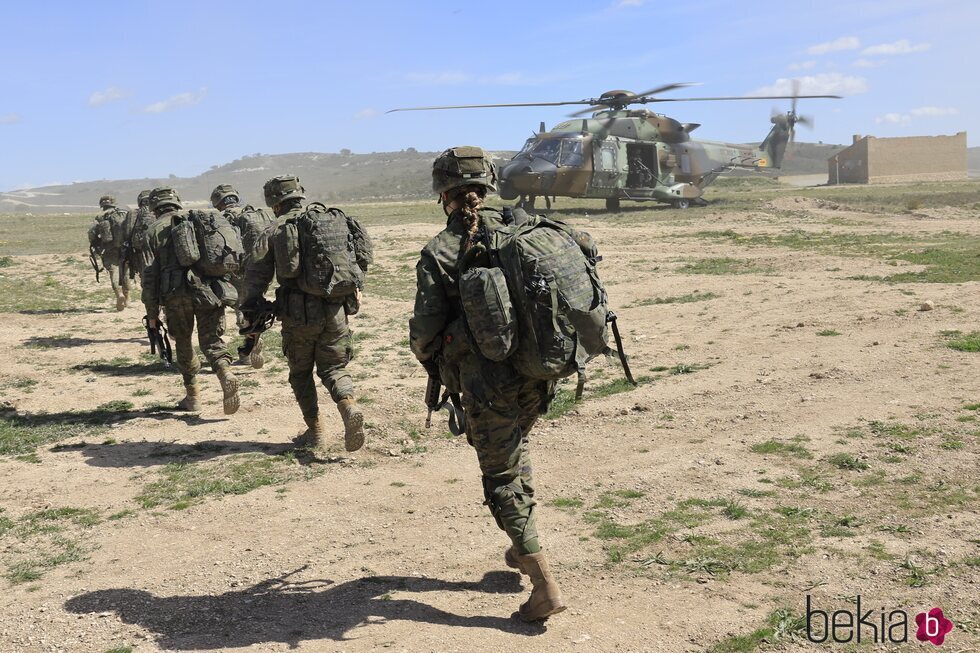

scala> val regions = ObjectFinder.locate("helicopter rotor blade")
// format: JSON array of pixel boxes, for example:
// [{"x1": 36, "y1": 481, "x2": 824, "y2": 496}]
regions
[
  {"x1": 386, "y1": 100, "x2": 596, "y2": 113},
  {"x1": 791, "y1": 79, "x2": 800, "y2": 116},
  {"x1": 639, "y1": 94, "x2": 841, "y2": 103},
  {"x1": 631, "y1": 82, "x2": 700, "y2": 99}
]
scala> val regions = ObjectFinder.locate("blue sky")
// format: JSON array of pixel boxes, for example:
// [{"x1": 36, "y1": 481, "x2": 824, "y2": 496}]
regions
[{"x1": 0, "y1": 0, "x2": 975, "y2": 191}]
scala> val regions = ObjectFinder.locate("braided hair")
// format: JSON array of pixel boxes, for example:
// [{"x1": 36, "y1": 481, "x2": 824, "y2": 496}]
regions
[{"x1": 447, "y1": 184, "x2": 487, "y2": 251}]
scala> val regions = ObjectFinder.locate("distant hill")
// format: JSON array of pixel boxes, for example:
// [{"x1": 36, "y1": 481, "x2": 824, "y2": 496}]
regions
[
  {"x1": 1, "y1": 143, "x2": 846, "y2": 215},
  {"x1": 969, "y1": 146, "x2": 980, "y2": 177}
]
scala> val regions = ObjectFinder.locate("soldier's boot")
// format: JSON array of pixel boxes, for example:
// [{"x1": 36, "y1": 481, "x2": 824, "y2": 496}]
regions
[
  {"x1": 505, "y1": 546, "x2": 528, "y2": 575},
  {"x1": 248, "y1": 335, "x2": 265, "y2": 370},
  {"x1": 337, "y1": 397, "x2": 365, "y2": 452},
  {"x1": 516, "y1": 551, "x2": 567, "y2": 622},
  {"x1": 176, "y1": 378, "x2": 201, "y2": 412},
  {"x1": 114, "y1": 287, "x2": 127, "y2": 311},
  {"x1": 294, "y1": 415, "x2": 326, "y2": 450},
  {"x1": 213, "y1": 360, "x2": 240, "y2": 415}
]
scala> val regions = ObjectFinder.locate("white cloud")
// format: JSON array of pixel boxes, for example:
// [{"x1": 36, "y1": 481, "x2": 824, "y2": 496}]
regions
[
  {"x1": 142, "y1": 87, "x2": 208, "y2": 114},
  {"x1": 875, "y1": 113, "x2": 911, "y2": 124},
  {"x1": 405, "y1": 72, "x2": 471, "y2": 85},
  {"x1": 354, "y1": 107, "x2": 379, "y2": 120},
  {"x1": 788, "y1": 61, "x2": 817, "y2": 72},
  {"x1": 0, "y1": 113, "x2": 21, "y2": 124},
  {"x1": 617, "y1": 0, "x2": 646, "y2": 6},
  {"x1": 806, "y1": 36, "x2": 860, "y2": 55},
  {"x1": 862, "y1": 39, "x2": 930, "y2": 56},
  {"x1": 88, "y1": 86, "x2": 128, "y2": 107},
  {"x1": 852, "y1": 58, "x2": 884, "y2": 68},
  {"x1": 910, "y1": 106, "x2": 957, "y2": 117},
  {"x1": 747, "y1": 73, "x2": 868, "y2": 97}
]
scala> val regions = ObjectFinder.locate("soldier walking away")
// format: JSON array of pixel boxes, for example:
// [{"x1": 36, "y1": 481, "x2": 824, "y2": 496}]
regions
[
  {"x1": 88, "y1": 194, "x2": 132, "y2": 311},
  {"x1": 409, "y1": 146, "x2": 567, "y2": 622},
  {"x1": 241, "y1": 175, "x2": 373, "y2": 454},
  {"x1": 125, "y1": 190, "x2": 156, "y2": 281},
  {"x1": 210, "y1": 183, "x2": 268, "y2": 369},
  {"x1": 140, "y1": 187, "x2": 240, "y2": 415}
]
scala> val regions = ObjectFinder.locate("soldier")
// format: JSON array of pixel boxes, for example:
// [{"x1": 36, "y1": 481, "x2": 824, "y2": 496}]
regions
[
  {"x1": 210, "y1": 183, "x2": 264, "y2": 369},
  {"x1": 141, "y1": 187, "x2": 240, "y2": 414},
  {"x1": 408, "y1": 146, "x2": 566, "y2": 622},
  {"x1": 125, "y1": 190, "x2": 155, "y2": 280},
  {"x1": 241, "y1": 175, "x2": 371, "y2": 453},
  {"x1": 88, "y1": 194, "x2": 131, "y2": 310}
]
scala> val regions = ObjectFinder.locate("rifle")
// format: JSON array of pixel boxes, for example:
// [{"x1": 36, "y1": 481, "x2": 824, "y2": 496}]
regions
[
  {"x1": 89, "y1": 247, "x2": 103, "y2": 283},
  {"x1": 143, "y1": 316, "x2": 173, "y2": 367},
  {"x1": 238, "y1": 298, "x2": 277, "y2": 356},
  {"x1": 423, "y1": 368, "x2": 465, "y2": 436},
  {"x1": 606, "y1": 311, "x2": 637, "y2": 386}
]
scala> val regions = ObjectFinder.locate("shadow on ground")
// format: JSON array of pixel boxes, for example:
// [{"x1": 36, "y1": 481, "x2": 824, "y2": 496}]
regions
[
  {"x1": 17, "y1": 307, "x2": 105, "y2": 316},
  {"x1": 23, "y1": 335, "x2": 145, "y2": 348},
  {"x1": 71, "y1": 360, "x2": 175, "y2": 376},
  {"x1": 64, "y1": 568, "x2": 542, "y2": 649},
  {"x1": 52, "y1": 439, "x2": 296, "y2": 468}
]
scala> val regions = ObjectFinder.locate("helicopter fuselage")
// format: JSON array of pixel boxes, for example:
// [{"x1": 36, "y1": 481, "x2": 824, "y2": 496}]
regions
[{"x1": 497, "y1": 109, "x2": 776, "y2": 209}]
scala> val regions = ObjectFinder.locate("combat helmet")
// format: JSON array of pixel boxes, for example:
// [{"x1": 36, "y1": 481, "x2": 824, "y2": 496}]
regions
[
  {"x1": 99, "y1": 194, "x2": 116, "y2": 209},
  {"x1": 432, "y1": 146, "x2": 497, "y2": 195},
  {"x1": 263, "y1": 175, "x2": 306, "y2": 208},
  {"x1": 148, "y1": 187, "x2": 182, "y2": 213},
  {"x1": 210, "y1": 184, "x2": 240, "y2": 209},
  {"x1": 137, "y1": 190, "x2": 152, "y2": 208}
]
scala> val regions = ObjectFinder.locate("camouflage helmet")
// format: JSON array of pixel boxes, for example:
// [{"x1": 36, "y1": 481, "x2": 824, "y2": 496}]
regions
[
  {"x1": 136, "y1": 190, "x2": 152, "y2": 207},
  {"x1": 263, "y1": 175, "x2": 306, "y2": 208},
  {"x1": 99, "y1": 194, "x2": 116, "y2": 209},
  {"x1": 148, "y1": 187, "x2": 182, "y2": 212},
  {"x1": 432, "y1": 146, "x2": 497, "y2": 195},
  {"x1": 210, "y1": 184, "x2": 240, "y2": 209}
]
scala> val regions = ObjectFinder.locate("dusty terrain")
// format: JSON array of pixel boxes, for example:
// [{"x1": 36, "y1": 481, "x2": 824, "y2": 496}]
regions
[{"x1": 1, "y1": 186, "x2": 978, "y2": 652}]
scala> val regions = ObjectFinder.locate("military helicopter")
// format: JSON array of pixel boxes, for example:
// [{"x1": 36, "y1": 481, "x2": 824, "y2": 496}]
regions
[{"x1": 389, "y1": 82, "x2": 839, "y2": 210}]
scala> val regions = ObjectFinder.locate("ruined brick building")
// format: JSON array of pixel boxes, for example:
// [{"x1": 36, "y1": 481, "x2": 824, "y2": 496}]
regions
[{"x1": 828, "y1": 132, "x2": 967, "y2": 184}]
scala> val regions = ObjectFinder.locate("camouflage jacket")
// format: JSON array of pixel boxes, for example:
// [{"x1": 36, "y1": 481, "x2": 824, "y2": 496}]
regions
[
  {"x1": 140, "y1": 209, "x2": 189, "y2": 317},
  {"x1": 409, "y1": 207, "x2": 506, "y2": 362}
]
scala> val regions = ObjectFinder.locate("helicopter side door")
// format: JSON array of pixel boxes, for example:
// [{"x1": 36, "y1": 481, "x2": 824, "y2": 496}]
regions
[{"x1": 591, "y1": 140, "x2": 619, "y2": 191}]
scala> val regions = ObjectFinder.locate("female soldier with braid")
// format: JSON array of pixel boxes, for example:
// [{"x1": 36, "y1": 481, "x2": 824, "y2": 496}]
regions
[{"x1": 409, "y1": 146, "x2": 565, "y2": 622}]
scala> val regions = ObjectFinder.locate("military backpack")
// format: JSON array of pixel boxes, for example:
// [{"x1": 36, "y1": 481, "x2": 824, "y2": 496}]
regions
[
  {"x1": 272, "y1": 203, "x2": 367, "y2": 299},
  {"x1": 87, "y1": 207, "x2": 128, "y2": 255},
  {"x1": 234, "y1": 205, "x2": 276, "y2": 266},
  {"x1": 459, "y1": 214, "x2": 609, "y2": 381},
  {"x1": 171, "y1": 210, "x2": 244, "y2": 277}
]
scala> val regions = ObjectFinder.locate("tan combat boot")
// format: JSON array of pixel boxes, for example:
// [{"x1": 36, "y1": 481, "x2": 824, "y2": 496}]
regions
[
  {"x1": 176, "y1": 378, "x2": 201, "y2": 411},
  {"x1": 213, "y1": 360, "x2": 240, "y2": 415},
  {"x1": 337, "y1": 397, "x2": 365, "y2": 452},
  {"x1": 516, "y1": 551, "x2": 567, "y2": 622},
  {"x1": 294, "y1": 415, "x2": 326, "y2": 450},
  {"x1": 505, "y1": 546, "x2": 528, "y2": 575},
  {"x1": 248, "y1": 336, "x2": 265, "y2": 369},
  {"x1": 114, "y1": 288, "x2": 127, "y2": 311}
]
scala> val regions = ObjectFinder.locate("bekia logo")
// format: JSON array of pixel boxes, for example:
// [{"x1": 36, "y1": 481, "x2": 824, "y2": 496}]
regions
[
  {"x1": 806, "y1": 596, "x2": 954, "y2": 645},
  {"x1": 915, "y1": 608, "x2": 954, "y2": 646}
]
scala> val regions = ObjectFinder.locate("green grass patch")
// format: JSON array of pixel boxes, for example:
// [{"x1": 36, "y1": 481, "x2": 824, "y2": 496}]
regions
[
  {"x1": 630, "y1": 291, "x2": 720, "y2": 307},
  {"x1": 0, "y1": 410, "x2": 109, "y2": 456},
  {"x1": 679, "y1": 257, "x2": 771, "y2": 276},
  {"x1": 750, "y1": 439, "x2": 812, "y2": 459},
  {"x1": 710, "y1": 608, "x2": 806, "y2": 652},
  {"x1": 943, "y1": 330, "x2": 980, "y2": 352},
  {"x1": 549, "y1": 497, "x2": 584, "y2": 510},
  {"x1": 816, "y1": 329, "x2": 840, "y2": 337},
  {"x1": 2, "y1": 506, "x2": 102, "y2": 584},
  {"x1": 135, "y1": 453, "x2": 321, "y2": 510},
  {"x1": 826, "y1": 453, "x2": 869, "y2": 471}
]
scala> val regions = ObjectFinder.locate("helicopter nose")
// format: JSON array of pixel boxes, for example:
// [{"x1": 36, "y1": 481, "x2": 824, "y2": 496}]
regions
[{"x1": 499, "y1": 158, "x2": 558, "y2": 196}]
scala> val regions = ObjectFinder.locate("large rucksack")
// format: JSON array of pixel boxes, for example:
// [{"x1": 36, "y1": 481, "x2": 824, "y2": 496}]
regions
[
  {"x1": 88, "y1": 208, "x2": 127, "y2": 254},
  {"x1": 235, "y1": 205, "x2": 276, "y2": 266},
  {"x1": 171, "y1": 210, "x2": 244, "y2": 277},
  {"x1": 273, "y1": 203, "x2": 363, "y2": 299},
  {"x1": 460, "y1": 215, "x2": 610, "y2": 381}
]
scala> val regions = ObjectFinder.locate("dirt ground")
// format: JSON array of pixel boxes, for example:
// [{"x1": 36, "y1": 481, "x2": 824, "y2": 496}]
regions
[{"x1": 1, "y1": 193, "x2": 978, "y2": 652}]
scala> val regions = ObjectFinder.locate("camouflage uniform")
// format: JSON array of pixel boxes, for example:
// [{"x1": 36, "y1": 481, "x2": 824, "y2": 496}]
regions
[
  {"x1": 241, "y1": 175, "x2": 368, "y2": 452},
  {"x1": 410, "y1": 146, "x2": 565, "y2": 623},
  {"x1": 93, "y1": 195, "x2": 131, "y2": 309},
  {"x1": 410, "y1": 207, "x2": 549, "y2": 555},
  {"x1": 141, "y1": 187, "x2": 239, "y2": 414},
  {"x1": 125, "y1": 190, "x2": 155, "y2": 280}
]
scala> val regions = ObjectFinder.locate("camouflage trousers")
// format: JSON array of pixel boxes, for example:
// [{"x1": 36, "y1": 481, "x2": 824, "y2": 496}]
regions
[
  {"x1": 280, "y1": 301, "x2": 354, "y2": 419},
  {"x1": 163, "y1": 295, "x2": 232, "y2": 384},
  {"x1": 100, "y1": 257, "x2": 130, "y2": 295},
  {"x1": 459, "y1": 357, "x2": 551, "y2": 555}
]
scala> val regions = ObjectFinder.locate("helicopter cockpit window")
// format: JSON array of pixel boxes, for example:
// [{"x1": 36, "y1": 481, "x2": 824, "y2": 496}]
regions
[
  {"x1": 559, "y1": 139, "x2": 584, "y2": 166},
  {"x1": 528, "y1": 139, "x2": 562, "y2": 163}
]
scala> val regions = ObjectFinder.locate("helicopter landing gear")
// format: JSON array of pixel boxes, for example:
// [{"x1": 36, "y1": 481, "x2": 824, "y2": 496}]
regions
[
  {"x1": 605, "y1": 197, "x2": 620, "y2": 212},
  {"x1": 518, "y1": 195, "x2": 536, "y2": 211},
  {"x1": 545, "y1": 196, "x2": 552, "y2": 210},
  {"x1": 672, "y1": 198, "x2": 690, "y2": 209}
]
